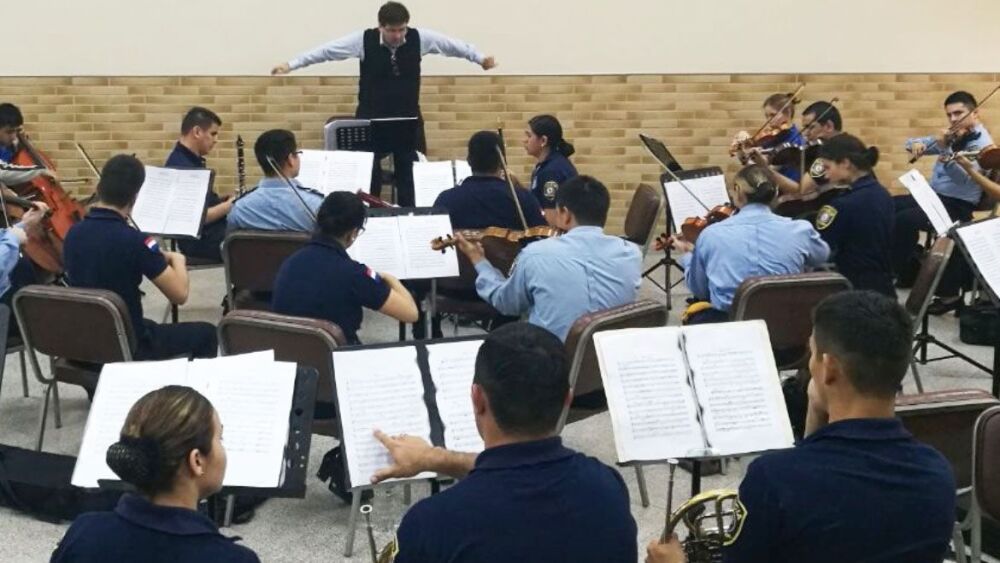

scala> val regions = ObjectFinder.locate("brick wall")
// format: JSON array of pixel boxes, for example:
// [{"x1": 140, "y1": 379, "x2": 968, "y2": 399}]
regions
[{"x1": 3, "y1": 73, "x2": 997, "y2": 233}]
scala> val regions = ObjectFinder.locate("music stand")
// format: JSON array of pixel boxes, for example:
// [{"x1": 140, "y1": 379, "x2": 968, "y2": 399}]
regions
[
  {"x1": 950, "y1": 219, "x2": 1000, "y2": 396},
  {"x1": 639, "y1": 134, "x2": 683, "y2": 173}
]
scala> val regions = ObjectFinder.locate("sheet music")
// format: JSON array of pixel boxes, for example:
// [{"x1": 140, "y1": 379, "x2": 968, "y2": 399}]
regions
[
  {"x1": 663, "y1": 174, "x2": 729, "y2": 232},
  {"x1": 346, "y1": 216, "x2": 407, "y2": 278},
  {"x1": 397, "y1": 214, "x2": 459, "y2": 279},
  {"x1": 594, "y1": 327, "x2": 705, "y2": 462},
  {"x1": 454, "y1": 160, "x2": 473, "y2": 185},
  {"x1": 682, "y1": 320, "x2": 793, "y2": 456},
  {"x1": 899, "y1": 169, "x2": 955, "y2": 236},
  {"x1": 334, "y1": 347, "x2": 434, "y2": 489},
  {"x1": 297, "y1": 149, "x2": 375, "y2": 195},
  {"x1": 413, "y1": 161, "x2": 457, "y2": 207},
  {"x1": 131, "y1": 166, "x2": 211, "y2": 237},
  {"x1": 956, "y1": 218, "x2": 1000, "y2": 300},
  {"x1": 427, "y1": 341, "x2": 486, "y2": 453}
]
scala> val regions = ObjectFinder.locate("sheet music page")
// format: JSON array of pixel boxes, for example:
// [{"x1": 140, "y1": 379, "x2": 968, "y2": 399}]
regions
[
  {"x1": 956, "y1": 218, "x2": 1000, "y2": 300},
  {"x1": 131, "y1": 166, "x2": 175, "y2": 234},
  {"x1": 334, "y1": 347, "x2": 434, "y2": 489},
  {"x1": 296, "y1": 149, "x2": 328, "y2": 192},
  {"x1": 453, "y1": 160, "x2": 473, "y2": 185},
  {"x1": 71, "y1": 359, "x2": 190, "y2": 487},
  {"x1": 397, "y1": 214, "x2": 460, "y2": 279},
  {"x1": 162, "y1": 168, "x2": 212, "y2": 237},
  {"x1": 325, "y1": 150, "x2": 375, "y2": 194},
  {"x1": 413, "y1": 161, "x2": 457, "y2": 207},
  {"x1": 682, "y1": 320, "x2": 793, "y2": 456},
  {"x1": 426, "y1": 340, "x2": 485, "y2": 453},
  {"x1": 663, "y1": 175, "x2": 730, "y2": 232},
  {"x1": 346, "y1": 216, "x2": 407, "y2": 278},
  {"x1": 593, "y1": 327, "x2": 705, "y2": 463},
  {"x1": 899, "y1": 169, "x2": 955, "y2": 236}
]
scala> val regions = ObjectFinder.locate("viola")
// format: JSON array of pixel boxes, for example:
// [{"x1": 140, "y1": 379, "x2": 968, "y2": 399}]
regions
[
  {"x1": 430, "y1": 226, "x2": 562, "y2": 252},
  {"x1": 652, "y1": 204, "x2": 736, "y2": 251},
  {"x1": 11, "y1": 131, "x2": 85, "y2": 241}
]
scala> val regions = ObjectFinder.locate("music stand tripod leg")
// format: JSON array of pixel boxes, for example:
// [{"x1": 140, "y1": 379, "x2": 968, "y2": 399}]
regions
[{"x1": 344, "y1": 491, "x2": 363, "y2": 557}]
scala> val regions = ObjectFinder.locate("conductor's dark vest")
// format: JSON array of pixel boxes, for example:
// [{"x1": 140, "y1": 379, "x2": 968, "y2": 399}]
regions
[{"x1": 357, "y1": 27, "x2": 422, "y2": 118}]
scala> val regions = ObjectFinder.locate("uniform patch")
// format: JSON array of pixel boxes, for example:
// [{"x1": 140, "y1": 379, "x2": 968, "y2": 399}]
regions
[
  {"x1": 543, "y1": 180, "x2": 559, "y2": 201},
  {"x1": 365, "y1": 266, "x2": 380, "y2": 282},
  {"x1": 815, "y1": 205, "x2": 838, "y2": 230},
  {"x1": 808, "y1": 159, "x2": 828, "y2": 181},
  {"x1": 144, "y1": 236, "x2": 159, "y2": 252}
]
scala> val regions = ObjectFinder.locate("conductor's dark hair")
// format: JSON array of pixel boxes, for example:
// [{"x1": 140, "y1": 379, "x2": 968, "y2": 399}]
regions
[
  {"x1": 817, "y1": 133, "x2": 879, "y2": 172},
  {"x1": 378, "y1": 2, "x2": 410, "y2": 26},
  {"x1": 812, "y1": 291, "x2": 913, "y2": 398},
  {"x1": 945, "y1": 91, "x2": 978, "y2": 110},
  {"x1": 554, "y1": 175, "x2": 610, "y2": 227},
  {"x1": 467, "y1": 131, "x2": 503, "y2": 175},
  {"x1": 0, "y1": 103, "x2": 23, "y2": 129},
  {"x1": 180, "y1": 107, "x2": 222, "y2": 136},
  {"x1": 254, "y1": 129, "x2": 298, "y2": 177},
  {"x1": 97, "y1": 154, "x2": 146, "y2": 208},
  {"x1": 763, "y1": 92, "x2": 796, "y2": 118},
  {"x1": 528, "y1": 115, "x2": 575, "y2": 157},
  {"x1": 735, "y1": 164, "x2": 777, "y2": 205},
  {"x1": 803, "y1": 101, "x2": 842, "y2": 132},
  {"x1": 317, "y1": 192, "x2": 367, "y2": 240},
  {"x1": 473, "y1": 323, "x2": 568, "y2": 436}
]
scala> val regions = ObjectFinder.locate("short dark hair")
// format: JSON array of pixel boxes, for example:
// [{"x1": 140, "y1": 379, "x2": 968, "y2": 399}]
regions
[
  {"x1": 180, "y1": 106, "x2": 222, "y2": 136},
  {"x1": 763, "y1": 92, "x2": 796, "y2": 118},
  {"x1": 735, "y1": 164, "x2": 777, "y2": 205},
  {"x1": 528, "y1": 114, "x2": 575, "y2": 157},
  {"x1": 554, "y1": 175, "x2": 610, "y2": 227},
  {"x1": 817, "y1": 133, "x2": 879, "y2": 172},
  {"x1": 254, "y1": 129, "x2": 298, "y2": 176},
  {"x1": 945, "y1": 91, "x2": 977, "y2": 110},
  {"x1": 0, "y1": 103, "x2": 23, "y2": 129},
  {"x1": 378, "y1": 1, "x2": 409, "y2": 26},
  {"x1": 467, "y1": 131, "x2": 502, "y2": 174},
  {"x1": 473, "y1": 322, "x2": 568, "y2": 436},
  {"x1": 803, "y1": 101, "x2": 842, "y2": 131},
  {"x1": 97, "y1": 154, "x2": 146, "y2": 207},
  {"x1": 812, "y1": 291, "x2": 913, "y2": 397},
  {"x1": 316, "y1": 192, "x2": 367, "y2": 239}
]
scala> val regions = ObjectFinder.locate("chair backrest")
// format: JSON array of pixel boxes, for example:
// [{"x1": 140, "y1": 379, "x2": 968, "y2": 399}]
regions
[
  {"x1": 222, "y1": 230, "x2": 311, "y2": 305},
  {"x1": 13, "y1": 285, "x2": 134, "y2": 363},
  {"x1": 896, "y1": 390, "x2": 999, "y2": 490},
  {"x1": 974, "y1": 405, "x2": 1000, "y2": 520},
  {"x1": 730, "y1": 272, "x2": 852, "y2": 366},
  {"x1": 218, "y1": 310, "x2": 347, "y2": 405},
  {"x1": 904, "y1": 237, "x2": 955, "y2": 324},
  {"x1": 622, "y1": 183, "x2": 664, "y2": 253}
]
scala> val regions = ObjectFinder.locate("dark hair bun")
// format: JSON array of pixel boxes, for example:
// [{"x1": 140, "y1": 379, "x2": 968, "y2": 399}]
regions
[
  {"x1": 864, "y1": 146, "x2": 880, "y2": 168},
  {"x1": 107, "y1": 436, "x2": 161, "y2": 488},
  {"x1": 556, "y1": 140, "x2": 576, "y2": 158}
]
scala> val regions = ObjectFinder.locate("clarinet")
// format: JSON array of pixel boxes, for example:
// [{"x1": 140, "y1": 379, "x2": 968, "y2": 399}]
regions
[{"x1": 236, "y1": 135, "x2": 246, "y2": 197}]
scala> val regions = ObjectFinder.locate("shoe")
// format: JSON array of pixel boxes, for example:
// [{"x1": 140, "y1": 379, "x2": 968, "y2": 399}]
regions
[{"x1": 926, "y1": 297, "x2": 964, "y2": 316}]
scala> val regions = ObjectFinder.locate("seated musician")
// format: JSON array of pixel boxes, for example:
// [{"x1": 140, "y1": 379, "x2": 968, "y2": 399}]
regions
[
  {"x1": 672, "y1": 164, "x2": 829, "y2": 325},
  {"x1": 272, "y1": 191, "x2": 418, "y2": 344},
  {"x1": 164, "y1": 107, "x2": 232, "y2": 262},
  {"x1": 732, "y1": 93, "x2": 805, "y2": 183},
  {"x1": 524, "y1": 114, "x2": 578, "y2": 222},
  {"x1": 52, "y1": 386, "x2": 259, "y2": 563},
  {"x1": 0, "y1": 102, "x2": 58, "y2": 196},
  {"x1": 896, "y1": 91, "x2": 994, "y2": 313},
  {"x1": 756, "y1": 100, "x2": 843, "y2": 196},
  {"x1": 455, "y1": 175, "x2": 642, "y2": 342},
  {"x1": 647, "y1": 291, "x2": 955, "y2": 563},
  {"x1": 811, "y1": 134, "x2": 896, "y2": 297},
  {"x1": 370, "y1": 322, "x2": 637, "y2": 563},
  {"x1": 0, "y1": 202, "x2": 49, "y2": 336},
  {"x1": 64, "y1": 155, "x2": 217, "y2": 360},
  {"x1": 226, "y1": 129, "x2": 323, "y2": 232}
]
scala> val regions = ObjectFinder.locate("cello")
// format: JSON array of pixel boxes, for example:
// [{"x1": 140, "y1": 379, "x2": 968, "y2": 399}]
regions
[{"x1": 11, "y1": 130, "x2": 85, "y2": 240}]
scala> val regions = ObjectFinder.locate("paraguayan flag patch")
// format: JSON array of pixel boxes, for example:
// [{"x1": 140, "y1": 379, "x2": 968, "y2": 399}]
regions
[{"x1": 144, "y1": 237, "x2": 159, "y2": 252}]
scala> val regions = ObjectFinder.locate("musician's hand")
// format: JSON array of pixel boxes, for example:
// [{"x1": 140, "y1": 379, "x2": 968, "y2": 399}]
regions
[
  {"x1": 371, "y1": 429, "x2": 435, "y2": 484},
  {"x1": 18, "y1": 207, "x2": 48, "y2": 231},
  {"x1": 671, "y1": 236, "x2": 694, "y2": 254},
  {"x1": 646, "y1": 535, "x2": 686, "y2": 563},
  {"x1": 908, "y1": 142, "x2": 927, "y2": 158},
  {"x1": 40, "y1": 169, "x2": 58, "y2": 182},
  {"x1": 747, "y1": 147, "x2": 768, "y2": 166},
  {"x1": 271, "y1": 62, "x2": 291, "y2": 76},
  {"x1": 954, "y1": 154, "x2": 975, "y2": 172},
  {"x1": 481, "y1": 56, "x2": 497, "y2": 71},
  {"x1": 455, "y1": 232, "x2": 486, "y2": 264}
]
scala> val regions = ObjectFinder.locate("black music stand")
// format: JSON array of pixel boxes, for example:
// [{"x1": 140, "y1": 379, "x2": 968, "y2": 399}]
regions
[{"x1": 950, "y1": 219, "x2": 1000, "y2": 396}]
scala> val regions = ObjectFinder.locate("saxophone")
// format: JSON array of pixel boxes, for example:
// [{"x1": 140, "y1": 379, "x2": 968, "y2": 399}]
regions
[{"x1": 659, "y1": 462, "x2": 747, "y2": 563}]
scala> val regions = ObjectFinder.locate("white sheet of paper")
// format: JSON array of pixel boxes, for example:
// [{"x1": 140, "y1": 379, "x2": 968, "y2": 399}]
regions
[
  {"x1": 682, "y1": 320, "x2": 794, "y2": 456},
  {"x1": 413, "y1": 161, "x2": 457, "y2": 207},
  {"x1": 132, "y1": 166, "x2": 211, "y2": 237},
  {"x1": 899, "y1": 169, "x2": 956, "y2": 236},
  {"x1": 295, "y1": 149, "x2": 328, "y2": 193},
  {"x1": 663, "y1": 174, "x2": 729, "y2": 232},
  {"x1": 594, "y1": 327, "x2": 705, "y2": 463},
  {"x1": 297, "y1": 150, "x2": 375, "y2": 195},
  {"x1": 956, "y1": 218, "x2": 1000, "y2": 300},
  {"x1": 426, "y1": 340, "x2": 485, "y2": 453},
  {"x1": 454, "y1": 160, "x2": 473, "y2": 185},
  {"x1": 397, "y1": 214, "x2": 459, "y2": 279},
  {"x1": 347, "y1": 216, "x2": 407, "y2": 278},
  {"x1": 333, "y1": 347, "x2": 434, "y2": 489}
]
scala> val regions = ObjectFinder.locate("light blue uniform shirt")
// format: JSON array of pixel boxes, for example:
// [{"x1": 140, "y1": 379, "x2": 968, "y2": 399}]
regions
[
  {"x1": 0, "y1": 230, "x2": 20, "y2": 298},
  {"x1": 905, "y1": 123, "x2": 993, "y2": 204},
  {"x1": 289, "y1": 28, "x2": 485, "y2": 70},
  {"x1": 473, "y1": 226, "x2": 642, "y2": 341},
  {"x1": 226, "y1": 177, "x2": 324, "y2": 232},
  {"x1": 678, "y1": 203, "x2": 830, "y2": 312}
]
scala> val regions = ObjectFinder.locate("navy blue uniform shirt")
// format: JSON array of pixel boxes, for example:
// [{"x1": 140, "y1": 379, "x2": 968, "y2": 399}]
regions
[
  {"x1": 394, "y1": 437, "x2": 637, "y2": 563},
  {"x1": 530, "y1": 151, "x2": 577, "y2": 209},
  {"x1": 725, "y1": 418, "x2": 955, "y2": 563},
  {"x1": 272, "y1": 237, "x2": 390, "y2": 344},
  {"x1": 64, "y1": 208, "x2": 167, "y2": 337},
  {"x1": 814, "y1": 174, "x2": 896, "y2": 296},
  {"x1": 164, "y1": 142, "x2": 223, "y2": 209},
  {"x1": 51, "y1": 493, "x2": 259, "y2": 563},
  {"x1": 433, "y1": 175, "x2": 546, "y2": 230}
]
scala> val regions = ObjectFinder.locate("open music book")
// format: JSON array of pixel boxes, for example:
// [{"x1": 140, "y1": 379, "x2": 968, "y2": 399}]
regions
[
  {"x1": 296, "y1": 149, "x2": 375, "y2": 195},
  {"x1": 898, "y1": 169, "x2": 956, "y2": 236},
  {"x1": 346, "y1": 212, "x2": 459, "y2": 279},
  {"x1": 413, "y1": 160, "x2": 474, "y2": 207},
  {"x1": 594, "y1": 321, "x2": 794, "y2": 462},
  {"x1": 662, "y1": 173, "x2": 730, "y2": 232},
  {"x1": 71, "y1": 352, "x2": 297, "y2": 489},
  {"x1": 953, "y1": 217, "x2": 1000, "y2": 303},
  {"x1": 333, "y1": 339, "x2": 486, "y2": 489},
  {"x1": 131, "y1": 166, "x2": 213, "y2": 237}
]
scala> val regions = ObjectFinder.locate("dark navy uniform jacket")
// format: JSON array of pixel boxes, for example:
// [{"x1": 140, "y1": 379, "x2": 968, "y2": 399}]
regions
[
  {"x1": 51, "y1": 494, "x2": 259, "y2": 563},
  {"x1": 165, "y1": 142, "x2": 227, "y2": 257},
  {"x1": 394, "y1": 437, "x2": 637, "y2": 563},
  {"x1": 434, "y1": 175, "x2": 546, "y2": 230},
  {"x1": 530, "y1": 151, "x2": 577, "y2": 209},
  {"x1": 724, "y1": 418, "x2": 955, "y2": 563},
  {"x1": 271, "y1": 237, "x2": 390, "y2": 344}
]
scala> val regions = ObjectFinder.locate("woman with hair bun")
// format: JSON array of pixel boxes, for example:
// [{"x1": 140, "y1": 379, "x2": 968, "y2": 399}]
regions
[
  {"x1": 812, "y1": 133, "x2": 896, "y2": 297},
  {"x1": 523, "y1": 115, "x2": 578, "y2": 222},
  {"x1": 51, "y1": 386, "x2": 259, "y2": 563}
]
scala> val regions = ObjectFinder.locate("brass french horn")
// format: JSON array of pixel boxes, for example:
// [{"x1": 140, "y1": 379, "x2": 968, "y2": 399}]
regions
[
  {"x1": 659, "y1": 462, "x2": 747, "y2": 563},
  {"x1": 362, "y1": 504, "x2": 398, "y2": 563}
]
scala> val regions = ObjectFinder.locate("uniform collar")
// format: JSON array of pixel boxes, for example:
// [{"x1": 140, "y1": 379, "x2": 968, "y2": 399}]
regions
[
  {"x1": 309, "y1": 235, "x2": 349, "y2": 257},
  {"x1": 564, "y1": 225, "x2": 604, "y2": 238},
  {"x1": 115, "y1": 494, "x2": 224, "y2": 537},
  {"x1": 171, "y1": 142, "x2": 206, "y2": 168},
  {"x1": 86, "y1": 207, "x2": 128, "y2": 223},
  {"x1": 537, "y1": 151, "x2": 566, "y2": 168},
  {"x1": 461, "y1": 174, "x2": 505, "y2": 187},
  {"x1": 735, "y1": 203, "x2": 770, "y2": 217},
  {"x1": 802, "y1": 417, "x2": 912, "y2": 444},
  {"x1": 851, "y1": 174, "x2": 879, "y2": 191},
  {"x1": 258, "y1": 176, "x2": 302, "y2": 189},
  {"x1": 473, "y1": 437, "x2": 574, "y2": 471}
]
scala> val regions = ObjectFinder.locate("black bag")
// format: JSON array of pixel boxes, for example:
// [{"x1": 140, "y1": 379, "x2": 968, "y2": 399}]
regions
[
  {"x1": 959, "y1": 302, "x2": 1000, "y2": 346},
  {"x1": 0, "y1": 445, "x2": 121, "y2": 523}
]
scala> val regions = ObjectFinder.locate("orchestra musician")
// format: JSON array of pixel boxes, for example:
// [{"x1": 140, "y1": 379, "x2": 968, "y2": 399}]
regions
[
  {"x1": 0, "y1": 103, "x2": 58, "y2": 198},
  {"x1": 524, "y1": 114, "x2": 578, "y2": 222},
  {"x1": 756, "y1": 100, "x2": 843, "y2": 196},
  {"x1": 164, "y1": 107, "x2": 232, "y2": 262},
  {"x1": 0, "y1": 202, "x2": 49, "y2": 336},
  {"x1": 647, "y1": 292, "x2": 955, "y2": 563},
  {"x1": 732, "y1": 92, "x2": 805, "y2": 183},
  {"x1": 270, "y1": 1, "x2": 497, "y2": 207}
]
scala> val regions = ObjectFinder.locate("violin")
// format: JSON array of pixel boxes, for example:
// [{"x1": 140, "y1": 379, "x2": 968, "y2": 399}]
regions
[
  {"x1": 430, "y1": 226, "x2": 562, "y2": 251},
  {"x1": 730, "y1": 84, "x2": 806, "y2": 162},
  {"x1": 652, "y1": 203, "x2": 736, "y2": 251},
  {"x1": 11, "y1": 131, "x2": 85, "y2": 241},
  {"x1": 1, "y1": 194, "x2": 64, "y2": 274},
  {"x1": 356, "y1": 190, "x2": 394, "y2": 208},
  {"x1": 910, "y1": 83, "x2": 1000, "y2": 164},
  {"x1": 944, "y1": 144, "x2": 1000, "y2": 169}
]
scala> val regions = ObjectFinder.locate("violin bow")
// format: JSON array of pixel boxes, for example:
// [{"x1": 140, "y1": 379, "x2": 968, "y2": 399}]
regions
[
  {"x1": 797, "y1": 96, "x2": 839, "y2": 176},
  {"x1": 494, "y1": 145, "x2": 530, "y2": 232},
  {"x1": 750, "y1": 83, "x2": 806, "y2": 140},
  {"x1": 265, "y1": 155, "x2": 318, "y2": 223},
  {"x1": 910, "y1": 82, "x2": 1000, "y2": 164}
]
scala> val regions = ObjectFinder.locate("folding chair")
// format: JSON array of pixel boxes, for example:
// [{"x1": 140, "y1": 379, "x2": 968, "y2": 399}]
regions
[{"x1": 222, "y1": 230, "x2": 310, "y2": 311}]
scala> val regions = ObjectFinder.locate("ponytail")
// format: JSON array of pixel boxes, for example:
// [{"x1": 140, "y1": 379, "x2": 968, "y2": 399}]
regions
[
  {"x1": 528, "y1": 114, "x2": 574, "y2": 157},
  {"x1": 817, "y1": 133, "x2": 879, "y2": 172}
]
